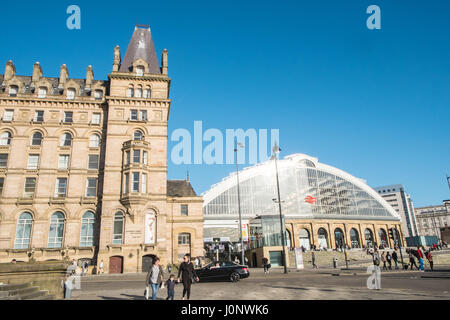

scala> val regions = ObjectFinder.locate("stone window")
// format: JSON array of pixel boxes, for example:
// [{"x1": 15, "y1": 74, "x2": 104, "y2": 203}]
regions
[
  {"x1": 80, "y1": 211, "x2": 95, "y2": 247},
  {"x1": 48, "y1": 212, "x2": 65, "y2": 248},
  {"x1": 34, "y1": 110, "x2": 44, "y2": 122},
  {"x1": 88, "y1": 155, "x2": 99, "y2": 170},
  {"x1": 58, "y1": 155, "x2": 70, "y2": 169},
  {"x1": 178, "y1": 233, "x2": 191, "y2": 245},
  {"x1": 54, "y1": 178, "x2": 67, "y2": 197},
  {"x1": 132, "y1": 172, "x2": 140, "y2": 193},
  {"x1": 144, "y1": 86, "x2": 151, "y2": 98},
  {"x1": 85, "y1": 178, "x2": 97, "y2": 197},
  {"x1": 136, "y1": 66, "x2": 144, "y2": 77},
  {"x1": 3, "y1": 110, "x2": 14, "y2": 122},
  {"x1": 0, "y1": 177, "x2": 4, "y2": 196},
  {"x1": 141, "y1": 173, "x2": 147, "y2": 193},
  {"x1": 60, "y1": 133, "x2": 72, "y2": 147},
  {"x1": 94, "y1": 90, "x2": 103, "y2": 100},
  {"x1": 14, "y1": 212, "x2": 33, "y2": 249},
  {"x1": 89, "y1": 134, "x2": 101, "y2": 148},
  {"x1": 133, "y1": 150, "x2": 140, "y2": 163},
  {"x1": 0, "y1": 154, "x2": 9, "y2": 168},
  {"x1": 127, "y1": 85, "x2": 134, "y2": 98},
  {"x1": 0, "y1": 132, "x2": 12, "y2": 146},
  {"x1": 133, "y1": 130, "x2": 144, "y2": 141},
  {"x1": 67, "y1": 88, "x2": 76, "y2": 100},
  {"x1": 181, "y1": 205, "x2": 188, "y2": 216},
  {"x1": 113, "y1": 212, "x2": 124, "y2": 245},
  {"x1": 92, "y1": 113, "x2": 101, "y2": 124},
  {"x1": 23, "y1": 177, "x2": 36, "y2": 198},
  {"x1": 130, "y1": 109, "x2": 138, "y2": 121},
  {"x1": 27, "y1": 154, "x2": 40, "y2": 170},
  {"x1": 135, "y1": 85, "x2": 143, "y2": 98},
  {"x1": 38, "y1": 87, "x2": 47, "y2": 98},
  {"x1": 64, "y1": 111, "x2": 73, "y2": 123}
]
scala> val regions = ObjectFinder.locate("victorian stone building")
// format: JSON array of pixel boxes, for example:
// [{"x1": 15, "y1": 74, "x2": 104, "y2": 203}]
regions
[{"x1": 0, "y1": 26, "x2": 203, "y2": 273}]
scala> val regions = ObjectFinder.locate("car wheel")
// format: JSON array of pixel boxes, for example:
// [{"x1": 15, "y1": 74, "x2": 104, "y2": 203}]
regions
[{"x1": 230, "y1": 272, "x2": 240, "y2": 282}]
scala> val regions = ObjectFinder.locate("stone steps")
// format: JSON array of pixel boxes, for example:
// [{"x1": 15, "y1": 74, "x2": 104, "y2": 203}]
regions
[{"x1": 0, "y1": 282, "x2": 56, "y2": 300}]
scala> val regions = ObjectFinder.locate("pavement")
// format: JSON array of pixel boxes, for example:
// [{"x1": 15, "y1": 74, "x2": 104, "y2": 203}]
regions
[{"x1": 71, "y1": 264, "x2": 450, "y2": 300}]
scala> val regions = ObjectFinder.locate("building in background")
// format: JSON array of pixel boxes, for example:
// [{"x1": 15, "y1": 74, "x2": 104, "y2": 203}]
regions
[
  {"x1": 373, "y1": 185, "x2": 418, "y2": 238},
  {"x1": 203, "y1": 154, "x2": 404, "y2": 266},
  {"x1": 0, "y1": 25, "x2": 203, "y2": 272},
  {"x1": 415, "y1": 200, "x2": 450, "y2": 239}
]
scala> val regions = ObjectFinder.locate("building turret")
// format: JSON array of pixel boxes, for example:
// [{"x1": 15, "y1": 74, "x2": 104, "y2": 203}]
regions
[{"x1": 86, "y1": 65, "x2": 94, "y2": 88}]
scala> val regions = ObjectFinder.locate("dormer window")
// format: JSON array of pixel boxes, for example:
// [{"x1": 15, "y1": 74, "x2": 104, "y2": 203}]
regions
[
  {"x1": 127, "y1": 85, "x2": 134, "y2": 98},
  {"x1": 136, "y1": 66, "x2": 144, "y2": 77},
  {"x1": 9, "y1": 85, "x2": 18, "y2": 97},
  {"x1": 67, "y1": 88, "x2": 76, "y2": 100},
  {"x1": 94, "y1": 90, "x2": 103, "y2": 100},
  {"x1": 38, "y1": 87, "x2": 47, "y2": 98}
]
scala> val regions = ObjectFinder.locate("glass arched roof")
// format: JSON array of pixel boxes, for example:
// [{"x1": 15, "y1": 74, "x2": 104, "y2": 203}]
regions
[{"x1": 203, "y1": 154, "x2": 401, "y2": 221}]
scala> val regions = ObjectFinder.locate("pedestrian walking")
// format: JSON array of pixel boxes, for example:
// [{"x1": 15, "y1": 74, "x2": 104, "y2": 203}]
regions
[
  {"x1": 408, "y1": 251, "x2": 418, "y2": 270},
  {"x1": 425, "y1": 250, "x2": 433, "y2": 271},
  {"x1": 392, "y1": 250, "x2": 398, "y2": 270},
  {"x1": 177, "y1": 254, "x2": 199, "y2": 300},
  {"x1": 165, "y1": 274, "x2": 177, "y2": 300},
  {"x1": 373, "y1": 250, "x2": 380, "y2": 267},
  {"x1": 244, "y1": 256, "x2": 249, "y2": 265},
  {"x1": 381, "y1": 252, "x2": 387, "y2": 270},
  {"x1": 386, "y1": 252, "x2": 392, "y2": 270},
  {"x1": 62, "y1": 274, "x2": 74, "y2": 299},
  {"x1": 98, "y1": 260, "x2": 104, "y2": 274},
  {"x1": 145, "y1": 257, "x2": 164, "y2": 300},
  {"x1": 262, "y1": 256, "x2": 270, "y2": 274},
  {"x1": 417, "y1": 247, "x2": 425, "y2": 271},
  {"x1": 311, "y1": 252, "x2": 318, "y2": 269}
]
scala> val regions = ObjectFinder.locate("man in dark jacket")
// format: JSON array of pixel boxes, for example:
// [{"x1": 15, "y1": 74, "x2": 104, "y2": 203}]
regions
[
  {"x1": 392, "y1": 250, "x2": 398, "y2": 269},
  {"x1": 262, "y1": 257, "x2": 269, "y2": 274},
  {"x1": 145, "y1": 257, "x2": 164, "y2": 300}
]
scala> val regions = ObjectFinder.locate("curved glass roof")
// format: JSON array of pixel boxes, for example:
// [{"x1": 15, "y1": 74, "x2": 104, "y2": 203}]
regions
[{"x1": 203, "y1": 154, "x2": 401, "y2": 221}]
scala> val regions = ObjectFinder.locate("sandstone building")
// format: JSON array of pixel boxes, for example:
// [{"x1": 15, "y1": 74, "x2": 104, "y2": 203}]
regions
[{"x1": 0, "y1": 25, "x2": 203, "y2": 273}]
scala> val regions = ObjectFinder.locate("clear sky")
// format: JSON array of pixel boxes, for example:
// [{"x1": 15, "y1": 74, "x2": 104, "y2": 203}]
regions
[{"x1": 1, "y1": 0, "x2": 449, "y2": 207}]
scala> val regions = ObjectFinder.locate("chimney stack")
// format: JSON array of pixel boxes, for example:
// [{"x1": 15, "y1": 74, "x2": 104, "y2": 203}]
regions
[
  {"x1": 113, "y1": 46, "x2": 121, "y2": 72},
  {"x1": 32, "y1": 62, "x2": 42, "y2": 83},
  {"x1": 161, "y1": 49, "x2": 168, "y2": 75},
  {"x1": 86, "y1": 65, "x2": 94, "y2": 88},
  {"x1": 3, "y1": 60, "x2": 16, "y2": 83},
  {"x1": 59, "y1": 64, "x2": 69, "y2": 88}
]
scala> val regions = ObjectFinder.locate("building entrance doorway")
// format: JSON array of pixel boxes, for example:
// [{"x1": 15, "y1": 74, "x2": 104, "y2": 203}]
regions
[
  {"x1": 109, "y1": 256, "x2": 123, "y2": 274},
  {"x1": 142, "y1": 254, "x2": 157, "y2": 273}
]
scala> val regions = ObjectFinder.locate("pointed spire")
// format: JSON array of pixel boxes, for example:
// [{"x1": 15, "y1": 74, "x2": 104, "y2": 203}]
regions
[
  {"x1": 113, "y1": 45, "x2": 121, "y2": 72},
  {"x1": 119, "y1": 25, "x2": 160, "y2": 74},
  {"x1": 86, "y1": 65, "x2": 94, "y2": 87},
  {"x1": 3, "y1": 60, "x2": 16, "y2": 82}
]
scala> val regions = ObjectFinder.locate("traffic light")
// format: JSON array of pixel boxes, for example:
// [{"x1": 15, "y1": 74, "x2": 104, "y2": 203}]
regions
[{"x1": 388, "y1": 228, "x2": 395, "y2": 240}]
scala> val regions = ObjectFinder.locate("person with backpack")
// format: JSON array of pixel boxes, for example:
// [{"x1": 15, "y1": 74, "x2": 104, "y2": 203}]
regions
[{"x1": 386, "y1": 252, "x2": 392, "y2": 270}]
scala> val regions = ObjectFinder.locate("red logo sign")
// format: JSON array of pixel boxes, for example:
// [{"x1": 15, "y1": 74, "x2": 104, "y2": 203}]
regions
[{"x1": 305, "y1": 196, "x2": 317, "y2": 204}]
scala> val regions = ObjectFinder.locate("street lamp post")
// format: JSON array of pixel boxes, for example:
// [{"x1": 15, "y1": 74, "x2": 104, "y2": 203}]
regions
[
  {"x1": 234, "y1": 141, "x2": 245, "y2": 265},
  {"x1": 272, "y1": 143, "x2": 288, "y2": 274}
]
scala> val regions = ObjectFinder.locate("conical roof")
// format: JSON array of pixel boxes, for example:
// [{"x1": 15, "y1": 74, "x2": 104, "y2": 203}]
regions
[{"x1": 119, "y1": 25, "x2": 161, "y2": 74}]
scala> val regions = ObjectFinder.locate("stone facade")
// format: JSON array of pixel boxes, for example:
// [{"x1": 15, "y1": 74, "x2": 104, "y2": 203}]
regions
[
  {"x1": 415, "y1": 200, "x2": 450, "y2": 237},
  {"x1": 0, "y1": 25, "x2": 203, "y2": 273}
]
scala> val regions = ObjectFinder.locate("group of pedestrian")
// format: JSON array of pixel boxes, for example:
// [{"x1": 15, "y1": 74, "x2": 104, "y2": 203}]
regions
[
  {"x1": 407, "y1": 246, "x2": 434, "y2": 271},
  {"x1": 144, "y1": 254, "x2": 199, "y2": 301},
  {"x1": 372, "y1": 249, "x2": 400, "y2": 270}
]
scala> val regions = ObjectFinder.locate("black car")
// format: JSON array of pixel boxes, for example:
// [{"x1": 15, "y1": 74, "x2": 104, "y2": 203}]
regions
[{"x1": 195, "y1": 261, "x2": 250, "y2": 282}]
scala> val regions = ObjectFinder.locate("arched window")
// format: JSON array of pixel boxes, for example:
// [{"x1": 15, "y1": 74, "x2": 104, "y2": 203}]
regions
[
  {"x1": 14, "y1": 212, "x2": 33, "y2": 249},
  {"x1": 67, "y1": 88, "x2": 76, "y2": 100},
  {"x1": 48, "y1": 212, "x2": 65, "y2": 248},
  {"x1": 136, "y1": 66, "x2": 145, "y2": 77},
  {"x1": 60, "y1": 133, "x2": 72, "y2": 147},
  {"x1": 299, "y1": 228, "x2": 310, "y2": 251},
  {"x1": 334, "y1": 228, "x2": 345, "y2": 248},
  {"x1": 317, "y1": 228, "x2": 328, "y2": 249},
  {"x1": 80, "y1": 211, "x2": 95, "y2": 247},
  {"x1": 31, "y1": 132, "x2": 43, "y2": 146},
  {"x1": 178, "y1": 233, "x2": 191, "y2": 245},
  {"x1": 0, "y1": 132, "x2": 12, "y2": 146},
  {"x1": 135, "y1": 85, "x2": 143, "y2": 98},
  {"x1": 127, "y1": 85, "x2": 134, "y2": 98},
  {"x1": 9, "y1": 85, "x2": 18, "y2": 97},
  {"x1": 89, "y1": 134, "x2": 101, "y2": 148},
  {"x1": 350, "y1": 228, "x2": 360, "y2": 248},
  {"x1": 144, "y1": 86, "x2": 151, "y2": 98},
  {"x1": 113, "y1": 212, "x2": 124, "y2": 245},
  {"x1": 365, "y1": 228, "x2": 374, "y2": 247},
  {"x1": 133, "y1": 130, "x2": 144, "y2": 141},
  {"x1": 378, "y1": 228, "x2": 388, "y2": 248}
]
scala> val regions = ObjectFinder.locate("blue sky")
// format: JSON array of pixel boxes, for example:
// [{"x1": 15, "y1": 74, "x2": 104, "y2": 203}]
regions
[{"x1": 1, "y1": 0, "x2": 449, "y2": 207}]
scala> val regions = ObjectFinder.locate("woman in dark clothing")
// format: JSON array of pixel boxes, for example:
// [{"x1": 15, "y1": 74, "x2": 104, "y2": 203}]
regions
[{"x1": 177, "y1": 254, "x2": 199, "y2": 300}]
